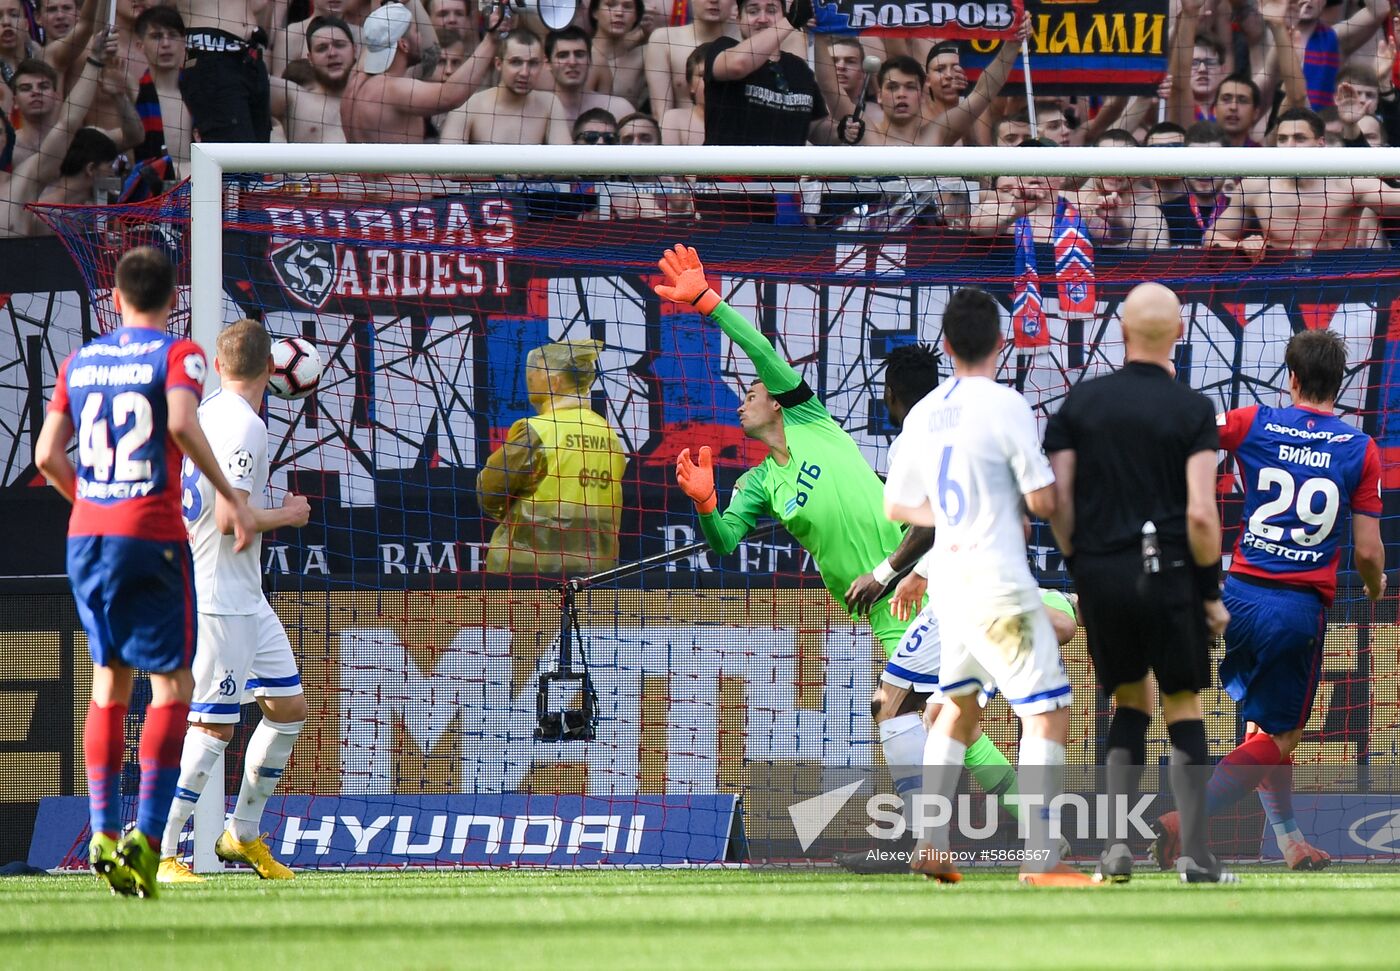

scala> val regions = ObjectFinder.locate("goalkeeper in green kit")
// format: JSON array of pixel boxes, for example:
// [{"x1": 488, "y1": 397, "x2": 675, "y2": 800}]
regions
[{"x1": 654, "y1": 244, "x2": 1057, "y2": 871}]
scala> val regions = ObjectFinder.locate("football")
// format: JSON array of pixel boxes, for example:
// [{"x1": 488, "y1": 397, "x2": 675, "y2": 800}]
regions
[{"x1": 269, "y1": 337, "x2": 323, "y2": 400}]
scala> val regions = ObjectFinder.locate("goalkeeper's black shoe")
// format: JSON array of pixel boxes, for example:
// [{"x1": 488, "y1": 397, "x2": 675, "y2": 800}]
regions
[{"x1": 834, "y1": 836, "x2": 915, "y2": 874}]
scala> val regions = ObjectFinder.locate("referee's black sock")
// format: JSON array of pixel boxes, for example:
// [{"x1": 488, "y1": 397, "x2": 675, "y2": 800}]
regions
[
  {"x1": 1103, "y1": 706, "x2": 1150, "y2": 852},
  {"x1": 1167, "y1": 719, "x2": 1211, "y2": 865}
]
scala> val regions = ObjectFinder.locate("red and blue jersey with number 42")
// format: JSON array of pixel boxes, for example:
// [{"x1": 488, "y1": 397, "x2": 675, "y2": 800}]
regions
[
  {"x1": 48, "y1": 327, "x2": 207, "y2": 542},
  {"x1": 1218, "y1": 404, "x2": 1381, "y2": 606}
]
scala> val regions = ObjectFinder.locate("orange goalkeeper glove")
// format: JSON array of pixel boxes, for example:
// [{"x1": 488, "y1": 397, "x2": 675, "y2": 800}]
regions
[
  {"x1": 676, "y1": 446, "x2": 717, "y2": 515},
  {"x1": 654, "y1": 244, "x2": 721, "y2": 315}
]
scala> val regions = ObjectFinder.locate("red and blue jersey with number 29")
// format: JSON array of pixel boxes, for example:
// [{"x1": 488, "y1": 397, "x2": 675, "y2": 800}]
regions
[
  {"x1": 1218, "y1": 404, "x2": 1381, "y2": 606},
  {"x1": 48, "y1": 327, "x2": 206, "y2": 542}
]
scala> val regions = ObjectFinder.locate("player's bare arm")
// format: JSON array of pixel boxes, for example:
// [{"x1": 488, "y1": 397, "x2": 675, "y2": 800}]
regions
[
  {"x1": 887, "y1": 565, "x2": 926, "y2": 622},
  {"x1": 1353, "y1": 513, "x2": 1387, "y2": 601},
  {"x1": 1046, "y1": 449, "x2": 1076, "y2": 558},
  {"x1": 215, "y1": 488, "x2": 311, "y2": 536},
  {"x1": 167, "y1": 389, "x2": 256, "y2": 551},
  {"x1": 1185, "y1": 447, "x2": 1228, "y2": 635},
  {"x1": 35, "y1": 412, "x2": 78, "y2": 503},
  {"x1": 845, "y1": 525, "x2": 934, "y2": 616},
  {"x1": 1023, "y1": 482, "x2": 1056, "y2": 521}
]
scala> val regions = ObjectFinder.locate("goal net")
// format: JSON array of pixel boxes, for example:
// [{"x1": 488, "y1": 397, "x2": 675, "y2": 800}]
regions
[{"x1": 30, "y1": 145, "x2": 1400, "y2": 869}]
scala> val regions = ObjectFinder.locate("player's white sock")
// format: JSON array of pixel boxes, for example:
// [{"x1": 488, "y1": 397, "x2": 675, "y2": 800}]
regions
[
  {"x1": 231, "y1": 719, "x2": 304, "y2": 843},
  {"x1": 920, "y1": 732, "x2": 966, "y2": 853},
  {"x1": 161, "y1": 729, "x2": 229, "y2": 858},
  {"x1": 878, "y1": 713, "x2": 927, "y2": 837},
  {"x1": 1018, "y1": 735, "x2": 1066, "y2": 871}
]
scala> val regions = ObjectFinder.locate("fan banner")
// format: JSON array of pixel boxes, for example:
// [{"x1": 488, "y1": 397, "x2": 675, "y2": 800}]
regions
[
  {"x1": 800, "y1": 0, "x2": 1022, "y2": 39},
  {"x1": 960, "y1": 0, "x2": 1169, "y2": 95}
]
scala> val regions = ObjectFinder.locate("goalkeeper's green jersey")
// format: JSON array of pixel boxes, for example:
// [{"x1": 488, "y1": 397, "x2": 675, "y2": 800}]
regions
[{"x1": 697, "y1": 301, "x2": 905, "y2": 613}]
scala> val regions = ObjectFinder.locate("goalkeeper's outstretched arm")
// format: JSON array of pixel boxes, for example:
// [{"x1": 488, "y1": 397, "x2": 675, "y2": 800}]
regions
[
  {"x1": 676, "y1": 446, "x2": 767, "y2": 555},
  {"x1": 654, "y1": 244, "x2": 804, "y2": 397}
]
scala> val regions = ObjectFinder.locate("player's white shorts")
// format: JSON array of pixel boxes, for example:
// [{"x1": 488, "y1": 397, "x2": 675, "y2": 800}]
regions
[
  {"x1": 190, "y1": 601, "x2": 301, "y2": 724},
  {"x1": 882, "y1": 605, "x2": 993, "y2": 707},
  {"x1": 935, "y1": 605, "x2": 1071, "y2": 716},
  {"x1": 882, "y1": 606, "x2": 942, "y2": 692}
]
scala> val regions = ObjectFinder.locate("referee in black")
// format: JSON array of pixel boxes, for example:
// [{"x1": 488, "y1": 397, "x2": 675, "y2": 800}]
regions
[{"x1": 1042, "y1": 282, "x2": 1233, "y2": 884}]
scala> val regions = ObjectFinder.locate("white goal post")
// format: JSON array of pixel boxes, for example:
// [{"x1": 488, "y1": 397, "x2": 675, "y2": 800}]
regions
[{"x1": 179, "y1": 142, "x2": 1400, "y2": 871}]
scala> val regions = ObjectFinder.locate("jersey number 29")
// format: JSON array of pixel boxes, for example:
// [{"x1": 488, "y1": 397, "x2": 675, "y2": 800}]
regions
[{"x1": 1248, "y1": 468, "x2": 1340, "y2": 548}]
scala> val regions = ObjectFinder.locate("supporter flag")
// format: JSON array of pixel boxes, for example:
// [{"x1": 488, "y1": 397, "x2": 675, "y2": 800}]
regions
[
  {"x1": 1053, "y1": 197, "x2": 1096, "y2": 318},
  {"x1": 959, "y1": 0, "x2": 1169, "y2": 96},
  {"x1": 1012, "y1": 218, "x2": 1049, "y2": 349}
]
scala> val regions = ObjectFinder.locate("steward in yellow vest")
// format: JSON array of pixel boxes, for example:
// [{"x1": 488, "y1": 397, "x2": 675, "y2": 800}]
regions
[{"x1": 476, "y1": 340, "x2": 627, "y2": 576}]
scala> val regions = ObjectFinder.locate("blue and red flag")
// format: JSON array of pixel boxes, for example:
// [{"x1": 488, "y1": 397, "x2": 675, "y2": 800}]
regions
[
  {"x1": 1053, "y1": 197, "x2": 1096, "y2": 318},
  {"x1": 1012, "y1": 218, "x2": 1049, "y2": 350},
  {"x1": 959, "y1": 0, "x2": 1168, "y2": 96}
]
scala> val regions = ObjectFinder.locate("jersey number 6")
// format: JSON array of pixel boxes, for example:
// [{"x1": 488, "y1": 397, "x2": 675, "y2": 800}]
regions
[{"x1": 937, "y1": 446, "x2": 966, "y2": 526}]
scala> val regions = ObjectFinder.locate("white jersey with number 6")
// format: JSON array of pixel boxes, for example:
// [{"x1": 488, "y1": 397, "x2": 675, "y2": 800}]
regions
[
  {"x1": 885, "y1": 375, "x2": 1053, "y2": 623},
  {"x1": 182, "y1": 389, "x2": 268, "y2": 615}
]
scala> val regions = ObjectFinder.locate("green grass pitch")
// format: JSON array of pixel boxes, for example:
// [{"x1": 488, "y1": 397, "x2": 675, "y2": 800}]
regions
[{"x1": 6, "y1": 868, "x2": 1400, "y2": 970}]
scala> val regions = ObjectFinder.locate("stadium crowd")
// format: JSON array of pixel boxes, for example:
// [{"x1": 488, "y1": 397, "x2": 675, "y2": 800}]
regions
[{"x1": 2, "y1": 0, "x2": 1400, "y2": 237}]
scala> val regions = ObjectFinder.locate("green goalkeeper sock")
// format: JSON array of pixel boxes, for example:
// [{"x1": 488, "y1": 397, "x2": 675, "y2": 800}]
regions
[{"x1": 964, "y1": 733, "x2": 1021, "y2": 820}]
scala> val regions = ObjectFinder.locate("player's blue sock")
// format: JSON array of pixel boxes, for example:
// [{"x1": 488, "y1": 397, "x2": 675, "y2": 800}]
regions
[
  {"x1": 1205, "y1": 731, "x2": 1283, "y2": 817},
  {"x1": 136, "y1": 702, "x2": 190, "y2": 843},
  {"x1": 84, "y1": 701, "x2": 128, "y2": 837},
  {"x1": 1258, "y1": 755, "x2": 1301, "y2": 843}
]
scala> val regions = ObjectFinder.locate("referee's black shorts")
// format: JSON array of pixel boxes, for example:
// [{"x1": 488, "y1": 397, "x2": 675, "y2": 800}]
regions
[{"x1": 1071, "y1": 551, "x2": 1212, "y2": 696}]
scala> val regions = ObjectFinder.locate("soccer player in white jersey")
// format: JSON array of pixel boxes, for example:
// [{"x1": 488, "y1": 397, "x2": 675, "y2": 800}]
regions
[
  {"x1": 157, "y1": 319, "x2": 312, "y2": 883},
  {"x1": 883, "y1": 287, "x2": 1089, "y2": 886}
]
